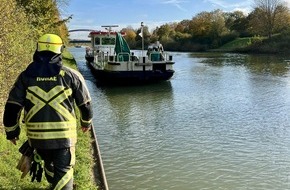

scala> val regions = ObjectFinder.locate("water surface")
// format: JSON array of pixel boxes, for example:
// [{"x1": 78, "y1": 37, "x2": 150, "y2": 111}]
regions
[{"x1": 70, "y1": 48, "x2": 290, "y2": 190}]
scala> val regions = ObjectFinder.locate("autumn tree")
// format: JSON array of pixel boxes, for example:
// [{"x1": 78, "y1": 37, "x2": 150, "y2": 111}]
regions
[
  {"x1": 0, "y1": 0, "x2": 71, "y2": 124},
  {"x1": 175, "y1": 20, "x2": 190, "y2": 33},
  {"x1": 252, "y1": 0, "x2": 289, "y2": 38},
  {"x1": 224, "y1": 11, "x2": 249, "y2": 37},
  {"x1": 189, "y1": 10, "x2": 227, "y2": 47},
  {"x1": 189, "y1": 11, "x2": 212, "y2": 40},
  {"x1": 0, "y1": 0, "x2": 35, "y2": 125},
  {"x1": 122, "y1": 27, "x2": 137, "y2": 48},
  {"x1": 155, "y1": 24, "x2": 172, "y2": 40},
  {"x1": 135, "y1": 25, "x2": 151, "y2": 49},
  {"x1": 15, "y1": 0, "x2": 71, "y2": 41},
  {"x1": 172, "y1": 20, "x2": 192, "y2": 44}
]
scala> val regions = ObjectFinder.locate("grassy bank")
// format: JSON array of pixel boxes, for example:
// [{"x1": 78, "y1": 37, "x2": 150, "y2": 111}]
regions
[
  {"x1": 0, "y1": 50, "x2": 98, "y2": 190},
  {"x1": 217, "y1": 37, "x2": 252, "y2": 51},
  {"x1": 212, "y1": 33, "x2": 290, "y2": 54}
]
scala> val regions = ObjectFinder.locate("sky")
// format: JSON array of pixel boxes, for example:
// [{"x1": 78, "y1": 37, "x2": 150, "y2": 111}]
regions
[{"x1": 61, "y1": 0, "x2": 290, "y2": 39}]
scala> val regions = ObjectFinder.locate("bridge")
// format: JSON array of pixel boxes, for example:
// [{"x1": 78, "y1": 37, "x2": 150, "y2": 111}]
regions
[
  {"x1": 69, "y1": 39, "x2": 91, "y2": 44},
  {"x1": 68, "y1": 27, "x2": 119, "y2": 45},
  {"x1": 68, "y1": 29, "x2": 95, "y2": 33},
  {"x1": 68, "y1": 29, "x2": 94, "y2": 45}
]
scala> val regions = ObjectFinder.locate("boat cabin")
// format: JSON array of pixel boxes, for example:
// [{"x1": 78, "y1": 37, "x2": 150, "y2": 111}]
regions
[
  {"x1": 147, "y1": 41, "x2": 165, "y2": 61},
  {"x1": 87, "y1": 31, "x2": 126, "y2": 55}
]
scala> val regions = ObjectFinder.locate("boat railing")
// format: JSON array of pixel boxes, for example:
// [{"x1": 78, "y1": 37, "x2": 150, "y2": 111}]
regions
[
  {"x1": 148, "y1": 52, "x2": 173, "y2": 62},
  {"x1": 95, "y1": 51, "x2": 111, "y2": 68},
  {"x1": 149, "y1": 52, "x2": 164, "y2": 61},
  {"x1": 103, "y1": 52, "x2": 110, "y2": 62},
  {"x1": 163, "y1": 52, "x2": 173, "y2": 62},
  {"x1": 116, "y1": 52, "x2": 130, "y2": 62}
]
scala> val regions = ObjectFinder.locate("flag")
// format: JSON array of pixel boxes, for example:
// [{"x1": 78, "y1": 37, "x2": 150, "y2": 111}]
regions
[{"x1": 139, "y1": 27, "x2": 143, "y2": 38}]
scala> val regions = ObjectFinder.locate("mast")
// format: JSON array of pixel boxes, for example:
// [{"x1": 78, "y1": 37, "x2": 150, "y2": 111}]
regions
[
  {"x1": 101, "y1": 25, "x2": 119, "y2": 34},
  {"x1": 141, "y1": 22, "x2": 144, "y2": 56}
]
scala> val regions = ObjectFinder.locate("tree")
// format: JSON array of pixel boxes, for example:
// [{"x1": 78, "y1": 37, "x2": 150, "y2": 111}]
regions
[
  {"x1": 122, "y1": 27, "x2": 137, "y2": 48},
  {"x1": 210, "y1": 10, "x2": 227, "y2": 44},
  {"x1": 135, "y1": 25, "x2": 150, "y2": 49},
  {"x1": 15, "y1": 0, "x2": 71, "y2": 40},
  {"x1": 224, "y1": 11, "x2": 249, "y2": 36},
  {"x1": 155, "y1": 24, "x2": 172, "y2": 40},
  {"x1": 0, "y1": 0, "x2": 71, "y2": 125},
  {"x1": 253, "y1": 0, "x2": 289, "y2": 38},
  {"x1": 189, "y1": 11, "x2": 212, "y2": 39},
  {"x1": 174, "y1": 20, "x2": 191, "y2": 34},
  {"x1": 0, "y1": 0, "x2": 35, "y2": 125},
  {"x1": 152, "y1": 23, "x2": 176, "y2": 47},
  {"x1": 189, "y1": 10, "x2": 227, "y2": 47}
]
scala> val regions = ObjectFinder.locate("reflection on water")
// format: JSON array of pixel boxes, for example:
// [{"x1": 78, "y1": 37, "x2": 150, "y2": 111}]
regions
[
  {"x1": 191, "y1": 52, "x2": 290, "y2": 76},
  {"x1": 99, "y1": 82, "x2": 173, "y2": 134},
  {"x1": 70, "y1": 48, "x2": 290, "y2": 190}
]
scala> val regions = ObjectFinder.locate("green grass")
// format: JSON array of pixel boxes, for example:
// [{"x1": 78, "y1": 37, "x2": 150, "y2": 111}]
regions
[
  {"x1": 0, "y1": 50, "x2": 98, "y2": 190},
  {"x1": 216, "y1": 36, "x2": 271, "y2": 53},
  {"x1": 62, "y1": 50, "x2": 78, "y2": 70},
  {"x1": 219, "y1": 37, "x2": 252, "y2": 50}
]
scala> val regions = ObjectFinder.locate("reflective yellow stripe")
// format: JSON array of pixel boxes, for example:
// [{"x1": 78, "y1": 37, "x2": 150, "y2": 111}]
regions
[
  {"x1": 26, "y1": 121, "x2": 77, "y2": 139},
  {"x1": 26, "y1": 86, "x2": 75, "y2": 122},
  {"x1": 26, "y1": 91, "x2": 45, "y2": 122},
  {"x1": 54, "y1": 167, "x2": 74, "y2": 190},
  {"x1": 70, "y1": 147, "x2": 76, "y2": 166},
  {"x1": 25, "y1": 85, "x2": 77, "y2": 140},
  {"x1": 38, "y1": 41, "x2": 63, "y2": 45},
  {"x1": 44, "y1": 167, "x2": 54, "y2": 178},
  {"x1": 4, "y1": 124, "x2": 18, "y2": 132},
  {"x1": 27, "y1": 130, "x2": 77, "y2": 140},
  {"x1": 26, "y1": 121, "x2": 76, "y2": 130},
  {"x1": 49, "y1": 88, "x2": 75, "y2": 121},
  {"x1": 59, "y1": 70, "x2": 65, "y2": 77},
  {"x1": 81, "y1": 118, "x2": 92, "y2": 125}
]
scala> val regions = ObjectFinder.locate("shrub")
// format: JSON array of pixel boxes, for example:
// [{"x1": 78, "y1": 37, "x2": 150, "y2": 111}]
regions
[{"x1": 0, "y1": 0, "x2": 36, "y2": 125}]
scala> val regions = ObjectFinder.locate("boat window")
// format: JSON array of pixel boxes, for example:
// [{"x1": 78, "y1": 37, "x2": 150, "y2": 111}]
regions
[
  {"x1": 95, "y1": 37, "x2": 100, "y2": 45},
  {"x1": 102, "y1": 37, "x2": 115, "y2": 45}
]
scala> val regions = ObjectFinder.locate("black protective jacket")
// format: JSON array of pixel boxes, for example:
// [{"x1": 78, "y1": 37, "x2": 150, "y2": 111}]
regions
[{"x1": 3, "y1": 51, "x2": 93, "y2": 149}]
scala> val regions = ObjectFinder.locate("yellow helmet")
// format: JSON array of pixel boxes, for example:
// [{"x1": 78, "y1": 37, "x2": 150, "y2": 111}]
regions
[{"x1": 37, "y1": 34, "x2": 63, "y2": 54}]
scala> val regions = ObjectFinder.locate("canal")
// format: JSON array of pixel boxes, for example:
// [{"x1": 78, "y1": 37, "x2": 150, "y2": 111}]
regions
[{"x1": 70, "y1": 47, "x2": 290, "y2": 190}]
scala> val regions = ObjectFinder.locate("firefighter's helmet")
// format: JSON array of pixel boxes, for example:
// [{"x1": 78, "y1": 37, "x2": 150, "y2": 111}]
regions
[{"x1": 37, "y1": 34, "x2": 64, "y2": 54}]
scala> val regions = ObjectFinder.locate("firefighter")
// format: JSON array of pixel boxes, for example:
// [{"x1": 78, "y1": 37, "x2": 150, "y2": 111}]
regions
[{"x1": 3, "y1": 33, "x2": 93, "y2": 190}]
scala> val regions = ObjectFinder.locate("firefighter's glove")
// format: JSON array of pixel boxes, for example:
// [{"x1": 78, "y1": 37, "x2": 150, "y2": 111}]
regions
[
  {"x1": 16, "y1": 154, "x2": 32, "y2": 179},
  {"x1": 16, "y1": 141, "x2": 34, "y2": 179},
  {"x1": 30, "y1": 153, "x2": 43, "y2": 182}
]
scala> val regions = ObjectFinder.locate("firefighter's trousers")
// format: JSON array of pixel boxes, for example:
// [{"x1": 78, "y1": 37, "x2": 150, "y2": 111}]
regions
[{"x1": 37, "y1": 147, "x2": 75, "y2": 190}]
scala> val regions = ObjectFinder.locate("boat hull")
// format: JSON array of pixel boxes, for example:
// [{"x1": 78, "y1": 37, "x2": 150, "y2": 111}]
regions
[
  {"x1": 85, "y1": 31, "x2": 175, "y2": 85},
  {"x1": 85, "y1": 55, "x2": 94, "y2": 63},
  {"x1": 87, "y1": 61, "x2": 174, "y2": 85}
]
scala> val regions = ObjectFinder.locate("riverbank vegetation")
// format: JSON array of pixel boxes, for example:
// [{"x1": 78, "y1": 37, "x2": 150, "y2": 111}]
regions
[
  {"x1": 0, "y1": 0, "x2": 71, "y2": 122},
  {"x1": 123, "y1": 0, "x2": 290, "y2": 54},
  {"x1": 0, "y1": 50, "x2": 97, "y2": 189},
  {"x1": 0, "y1": 0, "x2": 97, "y2": 189}
]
